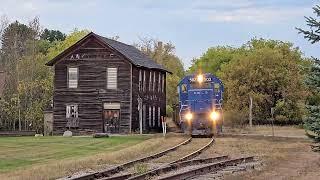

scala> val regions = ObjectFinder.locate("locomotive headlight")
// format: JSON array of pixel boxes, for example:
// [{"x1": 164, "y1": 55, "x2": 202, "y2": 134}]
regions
[
  {"x1": 197, "y1": 74, "x2": 204, "y2": 83},
  {"x1": 210, "y1": 111, "x2": 219, "y2": 121},
  {"x1": 185, "y1": 112, "x2": 193, "y2": 121}
]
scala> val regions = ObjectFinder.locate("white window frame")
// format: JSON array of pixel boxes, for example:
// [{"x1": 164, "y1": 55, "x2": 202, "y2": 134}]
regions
[
  {"x1": 66, "y1": 104, "x2": 78, "y2": 118},
  {"x1": 107, "y1": 67, "x2": 117, "y2": 89},
  {"x1": 68, "y1": 67, "x2": 78, "y2": 88}
]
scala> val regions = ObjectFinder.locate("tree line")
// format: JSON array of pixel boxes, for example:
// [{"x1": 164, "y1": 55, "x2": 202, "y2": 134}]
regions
[
  {"x1": 0, "y1": 16, "x2": 185, "y2": 133},
  {"x1": 0, "y1": 4, "x2": 319, "y2": 138}
]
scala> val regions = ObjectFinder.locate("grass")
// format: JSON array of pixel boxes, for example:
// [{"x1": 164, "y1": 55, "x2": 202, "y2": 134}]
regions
[
  {"x1": 206, "y1": 137, "x2": 320, "y2": 180},
  {"x1": 0, "y1": 136, "x2": 149, "y2": 173},
  {"x1": 223, "y1": 125, "x2": 307, "y2": 137},
  {"x1": 0, "y1": 134, "x2": 187, "y2": 180}
]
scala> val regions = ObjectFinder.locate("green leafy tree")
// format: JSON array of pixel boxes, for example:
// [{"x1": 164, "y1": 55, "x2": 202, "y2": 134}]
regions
[
  {"x1": 297, "y1": 4, "x2": 320, "y2": 136},
  {"x1": 189, "y1": 38, "x2": 307, "y2": 125},
  {"x1": 189, "y1": 46, "x2": 243, "y2": 75},
  {"x1": 40, "y1": 28, "x2": 66, "y2": 42},
  {"x1": 135, "y1": 38, "x2": 185, "y2": 111}
]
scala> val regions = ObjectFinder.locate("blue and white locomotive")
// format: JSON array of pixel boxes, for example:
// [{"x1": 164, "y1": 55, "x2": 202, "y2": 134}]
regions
[{"x1": 177, "y1": 73, "x2": 224, "y2": 137}]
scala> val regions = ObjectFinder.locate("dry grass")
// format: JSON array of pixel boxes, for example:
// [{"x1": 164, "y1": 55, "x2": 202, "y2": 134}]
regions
[
  {"x1": 224, "y1": 125, "x2": 307, "y2": 137},
  {"x1": 0, "y1": 134, "x2": 187, "y2": 180},
  {"x1": 201, "y1": 137, "x2": 320, "y2": 180},
  {"x1": 151, "y1": 138, "x2": 210, "y2": 163}
]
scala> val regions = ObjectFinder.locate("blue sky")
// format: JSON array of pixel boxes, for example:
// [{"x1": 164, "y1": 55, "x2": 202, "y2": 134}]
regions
[{"x1": 0, "y1": 0, "x2": 319, "y2": 69}]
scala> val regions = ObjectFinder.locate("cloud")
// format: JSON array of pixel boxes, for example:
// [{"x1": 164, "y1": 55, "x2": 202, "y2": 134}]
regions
[
  {"x1": 167, "y1": 1, "x2": 311, "y2": 24},
  {"x1": 204, "y1": 7, "x2": 310, "y2": 24}
]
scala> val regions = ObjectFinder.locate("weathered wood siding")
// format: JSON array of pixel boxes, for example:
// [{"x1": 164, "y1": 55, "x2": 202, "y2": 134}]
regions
[
  {"x1": 53, "y1": 36, "x2": 131, "y2": 134},
  {"x1": 132, "y1": 66, "x2": 166, "y2": 133}
]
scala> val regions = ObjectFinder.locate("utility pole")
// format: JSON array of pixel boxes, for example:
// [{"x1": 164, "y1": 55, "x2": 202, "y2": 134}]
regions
[{"x1": 249, "y1": 96, "x2": 253, "y2": 128}]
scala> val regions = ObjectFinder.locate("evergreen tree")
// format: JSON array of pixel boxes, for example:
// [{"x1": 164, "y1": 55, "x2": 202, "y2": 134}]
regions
[
  {"x1": 297, "y1": 4, "x2": 320, "y2": 137},
  {"x1": 296, "y1": 5, "x2": 320, "y2": 44},
  {"x1": 304, "y1": 58, "x2": 320, "y2": 137}
]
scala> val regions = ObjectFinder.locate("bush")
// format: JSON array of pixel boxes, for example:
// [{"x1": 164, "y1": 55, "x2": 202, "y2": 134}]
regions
[
  {"x1": 166, "y1": 105, "x2": 173, "y2": 117},
  {"x1": 223, "y1": 110, "x2": 248, "y2": 127}
]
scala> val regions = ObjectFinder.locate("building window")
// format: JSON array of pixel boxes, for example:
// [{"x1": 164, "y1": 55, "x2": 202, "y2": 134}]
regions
[
  {"x1": 107, "y1": 67, "x2": 117, "y2": 89},
  {"x1": 162, "y1": 74, "x2": 165, "y2": 93},
  {"x1": 68, "y1": 67, "x2": 78, "y2": 88},
  {"x1": 139, "y1": 70, "x2": 142, "y2": 91},
  {"x1": 158, "y1": 72, "x2": 161, "y2": 92},
  {"x1": 158, "y1": 106, "x2": 161, "y2": 127},
  {"x1": 153, "y1": 71, "x2": 156, "y2": 92},
  {"x1": 149, "y1": 71, "x2": 152, "y2": 91},
  {"x1": 152, "y1": 106, "x2": 155, "y2": 127},
  {"x1": 143, "y1": 70, "x2": 146, "y2": 91},
  {"x1": 149, "y1": 106, "x2": 152, "y2": 127},
  {"x1": 66, "y1": 104, "x2": 78, "y2": 118}
]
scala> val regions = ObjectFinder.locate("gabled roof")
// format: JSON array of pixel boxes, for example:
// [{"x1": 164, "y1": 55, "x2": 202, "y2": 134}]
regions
[
  {"x1": 0, "y1": 71, "x2": 5, "y2": 97},
  {"x1": 46, "y1": 32, "x2": 171, "y2": 73}
]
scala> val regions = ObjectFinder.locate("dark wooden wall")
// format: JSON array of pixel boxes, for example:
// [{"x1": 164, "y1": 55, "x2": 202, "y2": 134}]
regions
[
  {"x1": 131, "y1": 66, "x2": 166, "y2": 133},
  {"x1": 53, "y1": 36, "x2": 131, "y2": 134}
]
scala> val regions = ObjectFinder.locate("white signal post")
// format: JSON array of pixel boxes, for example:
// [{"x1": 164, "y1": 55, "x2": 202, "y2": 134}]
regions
[{"x1": 162, "y1": 116, "x2": 167, "y2": 136}]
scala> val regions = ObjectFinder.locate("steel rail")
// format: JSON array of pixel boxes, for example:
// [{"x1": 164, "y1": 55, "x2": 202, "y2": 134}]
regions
[
  {"x1": 127, "y1": 155, "x2": 227, "y2": 180},
  {"x1": 102, "y1": 138, "x2": 214, "y2": 180},
  {"x1": 126, "y1": 138, "x2": 215, "y2": 180},
  {"x1": 158, "y1": 156, "x2": 255, "y2": 180},
  {"x1": 67, "y1": 137, "x2": 192, "y2": 180}
]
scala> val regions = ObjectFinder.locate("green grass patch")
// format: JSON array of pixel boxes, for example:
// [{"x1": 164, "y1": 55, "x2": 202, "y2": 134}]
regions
[{"x1": 0, "y1": 135, "x2": 149, "y2": 172}]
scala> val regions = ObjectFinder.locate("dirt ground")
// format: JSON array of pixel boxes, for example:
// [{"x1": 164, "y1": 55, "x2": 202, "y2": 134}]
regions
[{"x1": 206, "y1": 137, "x2": 320, "y2": 180}]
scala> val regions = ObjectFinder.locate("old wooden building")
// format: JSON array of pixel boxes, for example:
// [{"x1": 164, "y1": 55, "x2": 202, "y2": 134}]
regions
[{"x1": 46, "y1": 32, "x2": 170, "y2": 134}]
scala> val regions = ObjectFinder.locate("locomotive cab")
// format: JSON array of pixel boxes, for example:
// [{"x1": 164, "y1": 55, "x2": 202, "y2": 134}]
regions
[{"x1": 178, "y1": 73, "x2": 224, "y2": 137}]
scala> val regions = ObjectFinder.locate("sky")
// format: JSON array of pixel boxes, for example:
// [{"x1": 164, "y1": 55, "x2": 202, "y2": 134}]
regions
[{"x1": 0, "y1": 0, "x2": 319, "y2": 69}]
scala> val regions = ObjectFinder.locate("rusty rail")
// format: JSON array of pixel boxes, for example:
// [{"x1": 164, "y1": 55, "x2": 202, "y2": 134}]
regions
[
  {"x1": 103, "y1": 139, "x2": 215, "y2": 180},
  {"x1": 67, "y1": 137, "x2": 192, "y2": 180},
  {"x1": 158, "y1": 156, "x2": 255, "y2": 180}
]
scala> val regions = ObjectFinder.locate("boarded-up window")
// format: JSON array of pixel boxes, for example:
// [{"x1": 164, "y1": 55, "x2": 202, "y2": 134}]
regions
[
  {"x1": 66, "y1": 104, "x2": 78, "y2": 118},
  {"x1": 107, "y1": 68, "x2": 117, "y2": 89},
  {"x1": 68, "y1": 67, "x2": 78, "y2": 88}
]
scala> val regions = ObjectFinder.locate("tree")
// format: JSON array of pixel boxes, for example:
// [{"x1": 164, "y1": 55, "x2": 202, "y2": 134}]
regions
[
  {"x1": 189, "y1": 38, "x2": 308, "y2": 125},
  {"x1": 188, "y1": 46, "x2": 243, "y2": 75},
  {"x1": 40, "y1": 28, "x2": 66, "y2": 42},
  {"x1": 296, "y1": 5, "x2": 320, "y2": 44},
  {"x1": 297, "y1": 4, "x2": 320, "y2": 137},
  {"x1": 135, "y1": 38, "x2": 185, "y2": 111}
]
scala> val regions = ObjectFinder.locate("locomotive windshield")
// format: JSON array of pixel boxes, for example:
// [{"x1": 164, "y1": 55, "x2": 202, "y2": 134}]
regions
[{"x1": 190, "y1": 82, "x2": 211, "y2": 89}]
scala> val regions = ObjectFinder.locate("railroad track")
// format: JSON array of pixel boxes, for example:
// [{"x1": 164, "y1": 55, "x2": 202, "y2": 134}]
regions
[
  {"x1": 67, "y1": 137, "x2": 192, "y2": 180},
  {"x1": 158, "y1": 156, "x2": 255, "y2": 180},
  {"x1": 101, "y1": 138, "x2": 214, "y2": 180}
]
